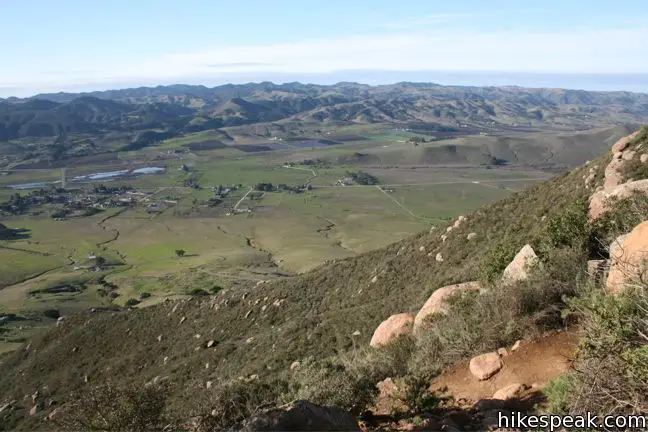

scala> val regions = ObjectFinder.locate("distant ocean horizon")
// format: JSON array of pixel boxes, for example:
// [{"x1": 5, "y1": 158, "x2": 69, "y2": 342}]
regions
[{"x1": 3, "y1": 70, "x2": 648, "y2": 98}]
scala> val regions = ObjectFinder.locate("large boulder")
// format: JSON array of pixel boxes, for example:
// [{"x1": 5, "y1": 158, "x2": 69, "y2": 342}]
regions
[
  {"x1": 589, "y1": 180, "x2": 648, "y2": 220},
  {"x1": 603, "y1": 158, "x2": 625, "y2": 190},
  {"x1": 469, "y1": 352, "x2": 503, "y2": 381},
  {"x1": 413, "y1": 282, "x2": 481, "y2": 332},
  {"x1": 502, "y1": 245, "x2": 539, "y2": 284},
  {"x1": 370, "y1": 313, "x2": 414, "y2": 348},
  {"x1": 611, "y1": 131, "x2": 640, "y2": 153},
  {"x1": 232, "y1": 400, "x2": 360, "y2": 431},
  {"x1": 606, "y1": 221, "x2": 648, "y2": 296},
  {"x1": 588, "y1": 191, "x2": 607, "y2": 220},
  {"x1": 622, "y1": 150, "x2": 637, "y2": 161},
  {"x1": 609, "y1": 234, "x2": 629, "y2": 259}
]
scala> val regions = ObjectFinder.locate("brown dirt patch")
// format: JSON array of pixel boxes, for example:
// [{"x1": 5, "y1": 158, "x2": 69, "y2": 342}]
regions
[{"x1": 432, "y1": 329, "x2": 578, "y2": 403}]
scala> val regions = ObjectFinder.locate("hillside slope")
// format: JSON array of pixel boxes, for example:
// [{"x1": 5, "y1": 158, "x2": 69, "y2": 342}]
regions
[
  {"x1": 4, "y1": 82, "x2": 648, "y2": 142},
  {"x1": 329, "y1": 124, "x2": 636, "y2": 169},
  {"x1": 1, "y1": 129, "x2": 647, "y2": 430}
]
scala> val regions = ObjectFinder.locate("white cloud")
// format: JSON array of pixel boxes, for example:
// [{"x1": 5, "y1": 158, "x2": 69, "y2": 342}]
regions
[
  {"x1": 157, "y1": 27, "x2": 648, "y2": 75},
  {"x1": 2, "y1": 25, "x2": 648, "y2": 96},
  {"x1": 378, "y1": 13, "x2": 470, "y2": 29}
]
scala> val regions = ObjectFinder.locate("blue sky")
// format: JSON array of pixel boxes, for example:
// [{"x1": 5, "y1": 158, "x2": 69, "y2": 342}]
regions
[{"x1": 2, "y1": 0, "x2": 648, "y2": 96}]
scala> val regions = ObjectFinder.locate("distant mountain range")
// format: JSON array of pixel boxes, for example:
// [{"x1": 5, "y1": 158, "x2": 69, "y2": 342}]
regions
[{"x1": 2, "y1": 82, "x2": 648, "y2": 141}]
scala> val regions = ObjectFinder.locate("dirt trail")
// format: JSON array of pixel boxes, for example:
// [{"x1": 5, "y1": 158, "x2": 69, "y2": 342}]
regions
[
  {"x1": 367, "y1": 330, "x2": 579, "y2": 431},
  {"x1": 432, "y1": 329, "x2": 578, "y2": 403},
  {"x1": 234, "y1": 187, "x2": 253, "y2": 210},
  {"x1": 281, "y1": 164, "x2": 318, "y2": 178}
]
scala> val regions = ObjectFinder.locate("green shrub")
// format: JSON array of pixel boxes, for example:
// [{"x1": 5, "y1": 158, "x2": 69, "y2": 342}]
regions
[
  {"x1": 630, "y1": 126, "x2": 648, "y2": 145},
  {"x1": 125, "y1": 298, "x2": 140, "y2": 307},
  {"x1": 589, "y1": 192, "x2": 648, "y2": 257},
  {"x1": 188, "y1": 288, "x2": 210, "y2": 296},
  {"x1": 139, "y1": 292, "x2": 151, "y2": 300},
  {"x1": 566, "y1": 283, "x2": 648, "y2": 416},
  {"x1": 400, "y1": 375, "x2": 442, "y2": 413},
  {"x1": 621, "y1": 346, "x2": 648, "y2": 386},
  {"x1": 193, "y1": 377, "x2": 291, "y2": 430},
  {"x1": 479, "y1": 236, "x2": 522, "y2": 284},
  {"x1": 538, "y1": 199, "x2": 591, "y2": 255},
  {"x1": 290, "y1": 352, "x2": 392, "y2": 415},
  {"x1": 190, "y1": 344, "x2": 411, "y2": 428},
  {"x1": 621, "y1": 159, "x2": 648, "y2": 183},
  {"x1": 43, "y1": 308, "x2": 61, "y2": 319},
  {"x1": 542, "y1": 374, "x2": 580, "y2": 414}
]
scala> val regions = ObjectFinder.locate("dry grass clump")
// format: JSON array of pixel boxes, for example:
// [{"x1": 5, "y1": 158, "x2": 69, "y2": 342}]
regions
[{"x1": 57, "y1": 382, "x2": 170, "y2": 432}]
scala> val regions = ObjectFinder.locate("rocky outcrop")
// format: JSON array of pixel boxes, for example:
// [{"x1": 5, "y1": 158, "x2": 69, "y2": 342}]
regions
[
  {"x1": 611, "y1": 131, "x2": 640, "y2": 153},
  {"x1": 589, "y1": 180, "x2": 648, "y2": 220},
  {"x1": 232, "y1": 400, "x2": 360, "y2": 431},
  {"x1": 469, "y1": 352, "x2": 503, "y2": 381},
  {"x1": 370, "y1": 313, "x2": 414, "y2": 348},
  {"x1": 589, "y1": 131, "x2": 647, "y2": 220},
  {"x1": 453, "y1": 215, "x2": 467, "y2": 229},
  {"x1": 584, "y1": 164, "x2": 600, "y2": 189},
  {"x1": 606, "y1": 221, "x2": 648, "y2": 296},
  {"x1": 444, "y1": 215, "x2": 468, "y2": 235},
  {"x1": 603, "y1": 158, "x2": 625, "y2": 189},
  {"x1": 609, "y1": 234, "x2": 629, "y2": 259},
  {"x1": 414, "y1": 282, "x2": 481, "y2": 332},
  {"x1": 622, "y1": 150, "x2": 637, "y2": 161},
  {"x1": 502, "y1": 245, "x2": 539, "y2": 284}
]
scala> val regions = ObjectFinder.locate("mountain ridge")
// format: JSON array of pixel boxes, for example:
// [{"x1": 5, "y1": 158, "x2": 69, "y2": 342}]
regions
[{"x1": 2, "y1": 82, "x2": 648, "y2": 143}]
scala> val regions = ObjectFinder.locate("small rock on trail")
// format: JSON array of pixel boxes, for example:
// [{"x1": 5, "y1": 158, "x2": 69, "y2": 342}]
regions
[{"x1": 469, "y1": 352, "x2": 503, "y2": 381}]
